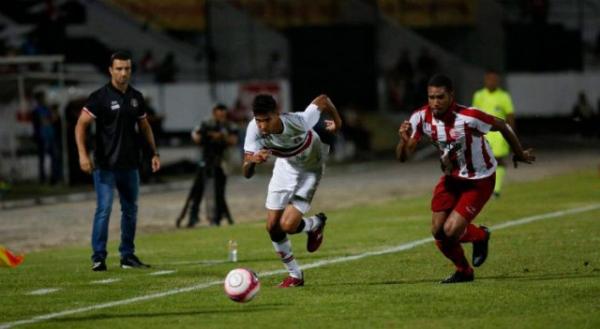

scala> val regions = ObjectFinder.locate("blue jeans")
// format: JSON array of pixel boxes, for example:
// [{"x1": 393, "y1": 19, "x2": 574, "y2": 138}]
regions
[{"x1": 91, "y1": 169, "x2": 139, "y2": 261}]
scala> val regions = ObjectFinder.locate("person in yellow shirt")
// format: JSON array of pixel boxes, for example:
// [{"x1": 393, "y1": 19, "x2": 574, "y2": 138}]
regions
[{"x1": 472, "y1": 70, "x2": 515, "y2": 198}]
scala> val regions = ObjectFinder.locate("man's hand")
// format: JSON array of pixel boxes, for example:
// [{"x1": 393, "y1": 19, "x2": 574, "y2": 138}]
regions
[
  {"x1": 79, "y1": 154, "x2": 94, "y2": 174},
  {"x1": 191, "y1": 131, "x2": 202, "y2": 144},
  {"x1": 398, "y1": 120, "x2": 412, "y2": 142},
  {"x1": 324, "y1": 119, "x2": 337, "y2": 133},
  {"x1": 151, "y1": 155, "x2": 161, "y2": 172},
  {"x1": 512, "y1": 148, "x2": 535, "y2": 168},
  {"x1": 247, "y1": 149, "x2": 270, "y2": 164},
  {"x1": 243, "y1": 149, "x2": 270, "y2": 179}
]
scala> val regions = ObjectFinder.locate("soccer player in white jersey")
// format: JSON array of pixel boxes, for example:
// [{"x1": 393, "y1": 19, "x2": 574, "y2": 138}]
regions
[
  {"x1": 396, "y1": 74, "x2": 535, "y2": 284},
  {"x1": 243, "y1": 94, "x2": 342, "y2": 287}
]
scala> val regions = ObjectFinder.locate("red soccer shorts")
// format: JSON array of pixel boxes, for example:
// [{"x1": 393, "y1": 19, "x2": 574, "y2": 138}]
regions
[{"x1": 431, "y1": 174, "x2": 496, "y2": 222}]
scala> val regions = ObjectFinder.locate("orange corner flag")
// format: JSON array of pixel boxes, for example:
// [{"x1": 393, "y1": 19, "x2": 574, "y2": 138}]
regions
[{"x1": 0, "y1": 246, "x2": 24, "y2": 268}]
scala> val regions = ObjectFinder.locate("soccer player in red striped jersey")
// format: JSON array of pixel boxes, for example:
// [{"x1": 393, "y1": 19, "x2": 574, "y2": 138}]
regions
[{"x1": 396, "y1": 74, "x2": 535, "y2": 283}]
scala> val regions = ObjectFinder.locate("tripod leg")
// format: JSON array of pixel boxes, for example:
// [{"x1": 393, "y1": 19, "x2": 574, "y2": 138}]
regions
[{"x1": 175, "y1": 190, "x2": 193, "y2": 228}]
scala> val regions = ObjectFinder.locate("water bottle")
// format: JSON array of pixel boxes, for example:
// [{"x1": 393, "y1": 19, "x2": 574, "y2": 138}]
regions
[{"x1": 228, "y1": 240, "x2": 238, "y2": 262}]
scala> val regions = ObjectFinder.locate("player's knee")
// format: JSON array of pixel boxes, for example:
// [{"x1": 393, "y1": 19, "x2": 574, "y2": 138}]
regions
[
  {"x1": 266, "y1": 220, "x2": 279, "y2": 234},
  {"x1": 279, "y1": 218, "x2": 298, "y2": 234},
  {"x1": 266, "y1": 220, "x2": 286, "y2": 242},
  {"x1": 443, "y1": 224, "x2": 461, "y2": 241}
]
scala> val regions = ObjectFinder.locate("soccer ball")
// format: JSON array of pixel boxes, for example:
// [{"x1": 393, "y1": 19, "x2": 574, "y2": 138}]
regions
[{"x1": 223, "y1": 268, "x2": 260, "y2": 303}]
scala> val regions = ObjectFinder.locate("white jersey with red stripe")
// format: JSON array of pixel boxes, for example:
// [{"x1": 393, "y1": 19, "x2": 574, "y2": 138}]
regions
[
  {"x1": 244, "y1": 104, "x2": 327, "y2": 171},
  {"x1": 409, "y1": 102, "x2": 498, "y2": 179}
]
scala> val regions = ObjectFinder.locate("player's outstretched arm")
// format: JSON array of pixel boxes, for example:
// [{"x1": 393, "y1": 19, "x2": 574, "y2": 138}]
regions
[
  {"x1": 490, "y1": 118, "x2": 535, "y2": 167},
  {"x1": 396, "y1": 120, "x2": 418, "y2": 162},
  {"x1": 312, "y1": 94, "x2": 342, "y2": 133},
  {"x1": 242, "y1": 150, "x2": 270, "y2": 179}
]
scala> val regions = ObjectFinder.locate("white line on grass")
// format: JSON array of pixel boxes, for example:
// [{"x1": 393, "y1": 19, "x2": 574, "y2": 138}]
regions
[
  {"x1": 2, "y1": 204, "x2": 599, "y2": 329},
  {"x1": 148, "y1": 270, "x2": 176, "y2": 276},
  {"x1": 26, "y1": 288, "x2": 60, "y2": 296},
  {"x1": 90, "y1": 278, "x2": 121, "y2": 285},
  {"x1": 162, "y1": 259, "x2": 227, "y2": 266}
]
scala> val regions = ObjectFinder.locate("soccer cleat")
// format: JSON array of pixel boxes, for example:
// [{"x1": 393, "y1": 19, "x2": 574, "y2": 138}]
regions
[
  {"x1": 307, "y1": 213, "x2": 327, "y2": 253},
  {"x1": 278, "y1": 274, "x2": 304, "y2": 288},
  {"x1": 472, "y1": 226, "x2": 491, "y2": 267},
  {"x1": 440, "y1": 271, "x2": 474, "y2": 284},
  {"x1": 120, "y1": 254, "x2": 150, "y2": 269},
  {"x1": 92, "y1": 260, "x2": 107, "y2": 272}
]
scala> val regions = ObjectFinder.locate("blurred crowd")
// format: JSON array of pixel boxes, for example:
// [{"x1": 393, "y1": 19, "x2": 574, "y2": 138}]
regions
[
  {"x1": 385, "y1": 47, "x2": 440, "y2": 113},
  {"x1": 0, "y1": 0, "x2": 84, "y2": 62}
]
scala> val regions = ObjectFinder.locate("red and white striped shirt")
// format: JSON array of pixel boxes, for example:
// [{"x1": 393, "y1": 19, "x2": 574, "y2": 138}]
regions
[{"x1": 409, "y1": 103, "x2": 497, "y2": 179}]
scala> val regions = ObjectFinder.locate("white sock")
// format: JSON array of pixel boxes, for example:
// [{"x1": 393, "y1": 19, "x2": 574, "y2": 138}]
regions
[
  {"x1": 272, "y1": 238, "x2": 302, "y2": 278},
  {"x1": 301, "y1": 215, "x2": 322, "y2": 233}
]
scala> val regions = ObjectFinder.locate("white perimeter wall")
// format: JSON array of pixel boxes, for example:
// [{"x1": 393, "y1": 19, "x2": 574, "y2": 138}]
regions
[{"x1": 506, "y1": 72, "x2": 600, "y2": 117}]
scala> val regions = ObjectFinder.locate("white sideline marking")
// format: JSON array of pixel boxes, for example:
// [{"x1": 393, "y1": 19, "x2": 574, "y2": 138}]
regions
[
  {"x1": 163, "y1": 260, "x2": 227, "y2": 266},
  {"x1": 149, "y1": 270, "x2": 176, "y2": 276},
  {"x1": 26, "y1": 288, "x2": 60, "y2": 296},
  {"x1": 2, "y1": 204, "x2": 599, "y2": 329},
  {"x1": 90, "y1": 278, "x2": 121, "y2": 285}
]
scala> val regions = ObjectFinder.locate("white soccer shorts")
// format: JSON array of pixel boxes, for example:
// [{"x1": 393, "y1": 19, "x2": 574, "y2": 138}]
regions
[{"x1": 265, "y1": 160, "x2": 323, "y2": 214}]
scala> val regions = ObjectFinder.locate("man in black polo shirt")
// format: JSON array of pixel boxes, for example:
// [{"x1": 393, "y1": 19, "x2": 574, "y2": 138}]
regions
[{"x1": 75, "y1": 51, "x2": 161, "y2": 271}]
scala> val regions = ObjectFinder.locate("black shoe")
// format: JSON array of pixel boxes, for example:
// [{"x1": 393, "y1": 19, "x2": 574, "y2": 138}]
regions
[
  {"x1": 440, "y1": 271, "x2": 474, "y2": 284},
  {"x1": 120, "y1": 255, "x2": 150, "y2": 269},
  {"x1": 92, "y1": 260, "x2": 107, "y2": 272},
  {"x1": 473, "y1": 226, "x2": 491, "y2": 267}
]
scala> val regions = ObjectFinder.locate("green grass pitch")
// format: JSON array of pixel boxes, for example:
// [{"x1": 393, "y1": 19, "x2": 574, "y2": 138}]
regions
[{"x1": 1, "y1": 169, "x2": 599, "y2": 329}]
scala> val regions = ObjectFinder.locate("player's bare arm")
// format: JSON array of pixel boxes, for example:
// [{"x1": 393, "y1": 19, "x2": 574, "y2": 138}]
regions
[
  {"x1": 312, "y1": 94, "x2": 343, "y2": 133},
  {"x1": 139, "y1": 117, "x2": 161, "y2": 172},
  {"x1": 506, "y1": 113, "x2": 516, "y2": 131},
  {"x1": 75, "y1": 110, "x2": 95, "y2": 174},
  {"x1": 242, "y1": 150, "x2": 270, "y2": 179},
  {"x1": 490, "y1": 118, "x2": 535, "y2": 167},
  {"x1": 396, "y1": 120, "x2": 418, "y2": 162}
]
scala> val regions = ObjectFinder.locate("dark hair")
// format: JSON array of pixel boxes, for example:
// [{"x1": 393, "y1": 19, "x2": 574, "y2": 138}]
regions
[
  {"x1": 110, "y1": 51, "x2": 132, "y2": 67},
  {"x1": 213, "y1": 103, "x2": 228, "y2": 111},
  {"x1": 427, "y1": 74, "x2": 454, "y2": 92},
  {"x1": 252, "y1": 94, "x2": 277, "y2": 115},
  {"x1": 485, "y1": 68, "x2": 499, "y2": 75}
]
